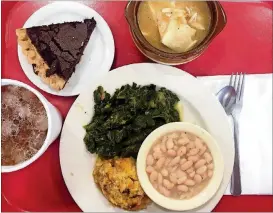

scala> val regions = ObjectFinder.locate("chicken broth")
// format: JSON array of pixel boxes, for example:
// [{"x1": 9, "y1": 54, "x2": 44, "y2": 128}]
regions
[{"x1": 138, "y1": 1, "x2": 211, "y2": 53}]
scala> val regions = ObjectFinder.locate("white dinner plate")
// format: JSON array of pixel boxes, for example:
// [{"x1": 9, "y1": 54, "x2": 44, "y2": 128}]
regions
[
  {"x1": 60, "y1": 63, "x2": 234, "y2": 212},
  {"x1": 18, "y1": 1, "x2": 115, "y2": 96}
]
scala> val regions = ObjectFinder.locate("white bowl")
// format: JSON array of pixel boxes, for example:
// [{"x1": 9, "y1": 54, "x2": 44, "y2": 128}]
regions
[
  {"x1": 137, "y1": 122, "x2": 224, "y2": 211},
  {"x1": 1, "y1": 79, "x2": 63, "y2": 173}
]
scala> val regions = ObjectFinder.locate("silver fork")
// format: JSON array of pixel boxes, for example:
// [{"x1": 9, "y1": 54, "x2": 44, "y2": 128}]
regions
[{"x1": 229, "y1": 72, "x2": 246, "y2": 196}]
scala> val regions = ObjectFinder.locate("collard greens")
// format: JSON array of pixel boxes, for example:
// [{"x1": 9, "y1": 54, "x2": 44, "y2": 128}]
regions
[{"x1": 84, "y1": 83, "x2": 181, "y2": 158}]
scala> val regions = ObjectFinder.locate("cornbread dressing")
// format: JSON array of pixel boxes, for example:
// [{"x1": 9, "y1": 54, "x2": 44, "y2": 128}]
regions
[{"x1": 93, "y1": 157, "x2": 151, "y2": 211}]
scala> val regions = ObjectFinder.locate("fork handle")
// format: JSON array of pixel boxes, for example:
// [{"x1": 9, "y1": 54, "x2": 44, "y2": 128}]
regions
[{"x1": 230, "y1": 116, "x2": 242, "y2": 196}]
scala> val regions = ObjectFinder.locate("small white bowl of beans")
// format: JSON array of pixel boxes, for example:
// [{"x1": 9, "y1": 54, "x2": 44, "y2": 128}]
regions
[{"x1": 137, "y1": 122, "x2": 224, "y2": 211}]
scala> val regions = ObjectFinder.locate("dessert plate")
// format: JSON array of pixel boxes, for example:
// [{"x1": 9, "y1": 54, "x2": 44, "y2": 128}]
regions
[
  {"x1": 60, "y1": 63, "x2": 234, "y2": 212},
  {"x1": 18, "y1": 1, "x2": 115, "y2": 96}
]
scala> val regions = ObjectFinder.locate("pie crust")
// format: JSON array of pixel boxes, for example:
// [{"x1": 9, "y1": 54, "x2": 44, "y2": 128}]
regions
[{"x1": 16, "y1": 28, "x2": 66, "y2": 90}]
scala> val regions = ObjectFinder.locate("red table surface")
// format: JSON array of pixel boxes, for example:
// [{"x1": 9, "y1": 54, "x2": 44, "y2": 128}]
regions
[{"x1": 1, "y1": 1, "x2": 273, "y2": 212}]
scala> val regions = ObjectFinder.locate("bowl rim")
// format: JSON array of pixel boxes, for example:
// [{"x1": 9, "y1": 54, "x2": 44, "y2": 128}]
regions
[
  {"x1": 137, "y1": 122, "x2": 225, "y2": 211},
  {"x1": 1, "y1": 79, "x2": 52, "y2": 173}
]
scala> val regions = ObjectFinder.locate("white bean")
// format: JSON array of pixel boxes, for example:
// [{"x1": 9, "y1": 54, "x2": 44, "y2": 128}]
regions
[
  {"x1": 158, "y1": 185, "x2": 165, "y2": 194},
  {"x1": 161, "y1": 169, "x2": 169, "y2": 177},
  {"x1": 184, "y1": 179, "x2": 195, "y2": 186},
  {"x1": 158, "y1": 173, "x2": 163, "y2": 185},
  {"x1": 204, "y1": 152, "x2": 212, "y2": 163},
  {"x1": 180, "y1": 132, "x2": 187, "y2": 138},
  {"x1": 177, "y1": 138, "x2": 189, "y2": 145},
  {"x1": 169, "y1": 156, "x2": 180, "y2": 167},
  {"x1": 177, "y1": 185, "x2": 189, "y2": 192},
  {"x1": 181, "y1": 160, "x2": 193, "y2": 171},
  {"x1": 167, "y1": 149, "x2": 176, "y2": 157},
  {"x1": 196, "y1": 165, "x2": 207, "y2": 175},
  {"x1": 153, "y1": 183, "x2": 158, "y2": 190},
  {"x1": 153, "y1": 144, "x2": 161, "y2": 152},
  {"x1": 194, "y1": 138, "x2": 203, "y2": 150},
  {"x1": 188, "y1": 155, "x2": 199, "y2": 162},
  {"x1": 146, "y1": 154, "x2": 154, "y2": 166},
  {"x1": 166, "y1": 139, "x2": 174, "y2": 149},
  {"x1": 170, "y1": 165, "x2": 178, "y2": 173},
  {"x1": 150, "y1": 171, "x2": 158, "y2": 182},
  {"x1": 186, "y1": 167, "x2": 194, "y2": 174},
  {"x1": 177, "y1": 176, "x2": 187, "y2": 184},
  {"x1": 187, "y1": 133, "x2": 196, "y2": 141},
  {"x1": 169, "y1": 173, "x2": 178, "y2": 184},
  {"x1": 187, "y1": 148, "x2": 199, "y2": 156},
  {"x1": 164, "y1": 158, "x2": 171, "y2": 166},
  {"x1": 146, "y1": 166, "x2": 154, "y2": 174},
  {"x1": 163, "y1": 188, "x2": 171, "y2": 197},
  {"x1": 201, "y1": 172, "x2": 208, "y2": 180},
  {"x1": 173, "y1": 145, "x2": 178, "y2": 151},
  {"x1": 160, "y1": 141, "x2": 167, "y2": 153},
  {"x1": 199, "y1": 145, "x2": 207, "y2": 156},
  {"x1": 162, "y1": 136, "x2": 168, "y2": 143},
  {"x1": 186, "y1": 142, "x2": 195, "y2": 150},
  {"x1": 177, "y1": 146, "x2": 187, "y2": 156},
  {"x1": 208, "y1": 170, "x2": 213, "y2": 178},
  {"x1": 180, "y1": 158, "x2": 187, "y2": 165},
  {"x1": 187, "y1": 190, "x2": 195, "y2": 199},
  {"x1": 156, "y1": 157, "x2": 166, "y2": 170},
  {"x1": 194, "y1": 174, "x2": 202, "y2": 183},
  {"x1": 176, "y1": 169, "x2": 187, "y2": 178},
  {"x1": 180, "y1": 194, "x2": 187, "y2": 199},
  {"x1": 189, "y1": 171, "x2": 195, "y2": 178},
  {"x1": 163, "y1": 179, "x2": 174, "y2": 190},
  {"x1": 208, "y1": 163, "x2": 214, "y2": 170},
  {"x1": 153, "y1": 151, "x2": 163, "y2": 160},
  {"x1": 194, "y1": 159, "x2": 206, "y2": 169},
  {"x1": 168, "y1": 132, "x2": 179, "y2": 139}
]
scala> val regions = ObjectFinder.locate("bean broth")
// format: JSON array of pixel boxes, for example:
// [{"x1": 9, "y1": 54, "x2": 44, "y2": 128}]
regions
[{"x1": 146, "y1": 131, "x2": 214, "y2": 199}]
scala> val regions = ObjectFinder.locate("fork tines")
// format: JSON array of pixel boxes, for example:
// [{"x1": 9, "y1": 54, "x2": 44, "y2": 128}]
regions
[{"x1": 229, "y1": 72, "x2": 246, "y2": 102}]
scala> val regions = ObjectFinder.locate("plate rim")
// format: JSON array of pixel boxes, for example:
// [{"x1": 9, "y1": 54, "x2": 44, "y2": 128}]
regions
[
  {"x1": 17, "y1": 1, "x2": 115, "y2": 97},
  {"x1": 59, "y1": 63, "x2": 234, "y2": 212}
]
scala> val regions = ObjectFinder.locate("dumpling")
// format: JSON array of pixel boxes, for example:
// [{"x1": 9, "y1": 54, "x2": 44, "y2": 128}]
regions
[{"x1": 161, "y1": 18, "x2": 197, "y2": 52}]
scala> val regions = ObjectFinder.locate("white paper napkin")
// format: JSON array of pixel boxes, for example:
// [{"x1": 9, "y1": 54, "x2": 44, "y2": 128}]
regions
[{"x1": 197, "y1": 74, "x2": 272, "y2": 195}]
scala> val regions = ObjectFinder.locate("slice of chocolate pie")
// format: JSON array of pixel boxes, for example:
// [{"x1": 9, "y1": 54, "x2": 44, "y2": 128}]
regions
[{"x1": 16, "y1": 18, "x2": 96, "y2": 90}]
